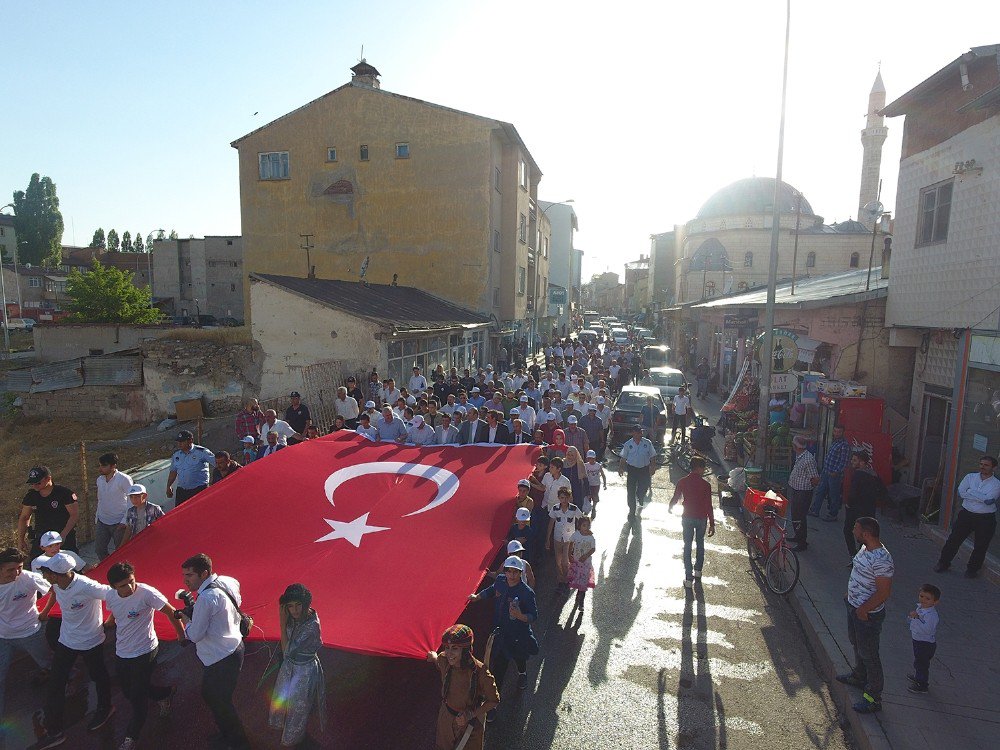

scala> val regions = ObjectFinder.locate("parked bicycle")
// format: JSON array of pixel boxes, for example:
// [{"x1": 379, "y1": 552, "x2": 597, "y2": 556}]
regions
[{"x1": 743, "y1": 489, "x2": 800, "y2": 595}]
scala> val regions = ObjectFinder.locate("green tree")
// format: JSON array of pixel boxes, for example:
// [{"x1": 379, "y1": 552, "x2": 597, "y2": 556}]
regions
[
  {"x1": 121, "y1": 230, "x2": 133, "y2": 252},
  {"x1": 91, "y1": 228, "x2": 106, "y2": 249},
  {"x1": 11, "y1": 173, "x2": 64, "y2": 266},
  {"x1": 168, "y1": 229, "x2": 178, "y2": 240},
  {"x1": 107, "y1": 228, "x2": 120, "y2": 252},
  {"x1": 134, "y1": 231, "x2": 144, "y2": 253},
  {"x1": 66, "y1": 260, "x2": 161, "y2": 323}
]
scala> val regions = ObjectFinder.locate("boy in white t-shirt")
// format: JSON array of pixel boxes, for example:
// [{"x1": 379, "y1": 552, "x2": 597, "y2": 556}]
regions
[
  {"x1": 31, "y1": 530, "x2": 88, "y2": 574},
  {"x1": 547, "y1": 488, "x2": 584, "y2": 593},
  {"x1": 105, "y1": 561, "x2": 185, "y2": 747},
  {"x1": 582, "y1": 450, "x2": 607, "y2": 518},
  {"x1": 36, "y1": 552, "x2": 115, "y2": 746},
  {"x1": 0, "y1": 547, "x2": 52, "y2": 721}
]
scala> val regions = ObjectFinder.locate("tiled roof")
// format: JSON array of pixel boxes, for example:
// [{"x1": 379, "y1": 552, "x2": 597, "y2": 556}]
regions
[{"x1": 252, "y1": 274, "x2": 490, "y2": 332}]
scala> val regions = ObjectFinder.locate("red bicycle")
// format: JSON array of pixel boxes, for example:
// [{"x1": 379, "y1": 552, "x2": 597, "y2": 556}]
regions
[{"x1": 743, "y1": 489, "x2": 800, "y2": 595}]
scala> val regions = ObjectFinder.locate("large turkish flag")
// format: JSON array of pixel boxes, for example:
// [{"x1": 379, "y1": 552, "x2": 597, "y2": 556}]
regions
[{"x1": 88, "y1": 432, "x2": 539, "y2": 658}]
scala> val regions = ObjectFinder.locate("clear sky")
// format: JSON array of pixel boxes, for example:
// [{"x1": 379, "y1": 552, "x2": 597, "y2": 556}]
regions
[{"x1": 3, "y1": 1, "x2": 998, "y2": 280}]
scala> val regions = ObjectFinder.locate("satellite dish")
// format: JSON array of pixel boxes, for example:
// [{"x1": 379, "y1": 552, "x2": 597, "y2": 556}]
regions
[{"x1": 863, "y1": 201, "x2": 884, "y2": 219}]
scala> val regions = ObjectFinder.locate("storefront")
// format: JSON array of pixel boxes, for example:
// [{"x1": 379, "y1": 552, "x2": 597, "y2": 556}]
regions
[
  {"x1": 386, "y1": 328, "x2": 487, "y2": 383},
  {"x1": 946, "y1": 332, "x2": 1000, "y2": 557}
]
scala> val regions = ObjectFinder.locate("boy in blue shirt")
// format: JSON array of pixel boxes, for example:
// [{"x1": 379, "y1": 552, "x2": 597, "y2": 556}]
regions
[{"x1": 906, "y1": 583, "x2": 940, "y2": 693}]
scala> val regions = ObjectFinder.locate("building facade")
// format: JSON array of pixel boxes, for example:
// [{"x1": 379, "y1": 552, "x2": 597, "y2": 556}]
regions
[
  {"x1": 882, "y1": 45, "x2": 1000, "y2": 559},
  {"x1": 0, "y1": 215, "x2": 16, "y2": 264},
  {"x1": 152, "y1": 236, "x2": 244, "y2": 320},
  {"x1": 647, "y1": 230, "x2": 678, "y2": 310},
  {"x1": 537, "y1": 201, "x2": 578, "y2": 335},
  {"x1": 231, "y1": 61, "x2": 549, "y2": 347}
]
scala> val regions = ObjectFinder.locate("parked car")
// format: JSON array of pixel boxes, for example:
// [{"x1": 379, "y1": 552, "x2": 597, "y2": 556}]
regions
[
  {"x1": 196, "y1": 314, "x2": 219, "y2": 327},
  {"x1": 610, "y1": 327, "x2": 629, "y2": 345},
  {"x1": 609, "y1": 385, "x2": 668, "y2": 445},
  {"x1": 578, "y1": 329, "x2": 600, "y2": 347},
  {"x1": 641, "y1": 344, "x2": 671, "y2": 370},
  {"x1": 216, "y1": 316, "x2": 244, "y2": 327},
  {"x1": 170, "y1": 315, "x2": 197, "y2": 326},
  {"x1": 1, "y1": 317, "x2": 35, "y2": 330},
  {"x1": 643, "y1": 366, "x2": 686, "y2": 403}
]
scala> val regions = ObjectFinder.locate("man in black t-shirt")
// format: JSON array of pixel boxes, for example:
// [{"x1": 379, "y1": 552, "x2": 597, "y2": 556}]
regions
[
  {"x1": 17, "y1": 466, "x2": 80, "y2": 559},
  {"x1": 283, "y1": 391, "x2": 311, "y2": 445}
]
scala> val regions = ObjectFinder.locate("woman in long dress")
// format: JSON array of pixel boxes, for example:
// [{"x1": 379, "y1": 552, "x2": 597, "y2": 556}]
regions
[{"x1": 269, "y1": 583, "x2": 327, "y2": 747}]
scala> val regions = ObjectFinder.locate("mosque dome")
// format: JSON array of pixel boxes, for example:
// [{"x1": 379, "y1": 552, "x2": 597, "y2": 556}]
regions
[{"x1": 696, "y1": 177, "x2": 814, "y2": 220}]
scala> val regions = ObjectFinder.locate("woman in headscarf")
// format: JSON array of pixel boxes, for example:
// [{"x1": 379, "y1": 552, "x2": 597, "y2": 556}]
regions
[
  {"x1": 269, "y1": 583, "x2": 326, "y2": 747},
  {"x1": 545, "y1": 429, "x2": 568, "y2": 459},
  {"x1": 425, "y1": 624, "x2": 500, "y2": 750},
  {"x1": 561, "y1": 446, "x2": 586, "y2": 506}
]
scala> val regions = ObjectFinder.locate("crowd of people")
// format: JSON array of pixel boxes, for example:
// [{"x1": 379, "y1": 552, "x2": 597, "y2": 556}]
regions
[{"x1": 4, "y1": 328, "x2": 677, "y2": 749}]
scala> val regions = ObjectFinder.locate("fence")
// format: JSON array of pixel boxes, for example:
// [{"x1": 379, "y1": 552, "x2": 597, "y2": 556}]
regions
[{"x1": 5, "y1": 350, "x2": 143, "y2": 393}]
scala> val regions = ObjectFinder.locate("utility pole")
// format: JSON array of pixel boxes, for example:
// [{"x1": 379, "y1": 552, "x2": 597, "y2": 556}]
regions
[
  {"x1": 790, "y1": 191, "x2": 802, "y2": 295},
  {"x1": 756, "y1": 0, "x2": 792, "y2": 467},
  {"x1": 299, "y1": 234, "x2": 315, "y2": 279}
]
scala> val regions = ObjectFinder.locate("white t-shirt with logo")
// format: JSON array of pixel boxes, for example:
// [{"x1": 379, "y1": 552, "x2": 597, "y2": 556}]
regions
[
  {"x1": 32, "y1": 551, "x2": 87, "y2": 574},
  {"x1": 549, "y1": 504, "x2": 584, "y2": 542},
  {"x1": 53, "y1": 574, "x2": 112, "y2": 651},
  {"x1": 0, "y1": 570, "x2": 50, "y2": 638},
  {"x1": 584, "y1": 461, "x2": 603, "y2": 488},
  {"x1": 105, "y1": 583, "x2": 169, "y2": 658}
]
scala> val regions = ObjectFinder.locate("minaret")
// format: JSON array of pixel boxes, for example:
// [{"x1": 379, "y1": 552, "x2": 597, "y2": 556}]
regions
[{"x1": 858, "y1": 71, "x2": 888, "y2": 227}]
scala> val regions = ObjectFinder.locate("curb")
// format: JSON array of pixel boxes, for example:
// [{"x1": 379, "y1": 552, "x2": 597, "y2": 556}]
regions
[{"x1": 788, "y1": 576, "x2": 894, "y2": 750}]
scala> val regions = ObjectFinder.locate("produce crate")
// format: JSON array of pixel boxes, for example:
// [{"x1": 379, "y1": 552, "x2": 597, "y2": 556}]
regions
[{"x1": 767, "y1": 446, "x2": 794, "y2": 468}]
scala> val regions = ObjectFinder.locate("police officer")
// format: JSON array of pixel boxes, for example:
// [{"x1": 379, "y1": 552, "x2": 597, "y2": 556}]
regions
[{"x1": 165, "y1": 431, "x2": 216, "y2": 507}]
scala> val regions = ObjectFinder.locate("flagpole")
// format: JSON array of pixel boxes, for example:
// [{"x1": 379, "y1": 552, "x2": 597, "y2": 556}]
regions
[{"x1": 755, "y1": 0, "x2": 792, "y2": 467}]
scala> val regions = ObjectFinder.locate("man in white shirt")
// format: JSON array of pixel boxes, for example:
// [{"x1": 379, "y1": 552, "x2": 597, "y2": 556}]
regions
[
  {"x1": 515, "y1": 395, "x2": 536, "y2": 431},
  {"x1": 105, "y1": 560, "x2": 185, "y2": 746},
  {"x1": 334, "y1": 387, "x2": 360, "y2": 428},
  {"x1": 408, "y1": 367, "x2": 428, "y2": 394},
  {"x1": 670, "y1": 387, "x2": 692, "y2": 444},
  {"x1": 258, "y1": 410, "x2": 302, "y2": 446},
  {"x1": 440, "y1": 394, "x2": 458, "y2": 416},
  {"x1": 406, "y1": 415, "x2": 436, "y2": 445},
  {"x1": 178, "y1": 553, "x2": 249, "y2": 750},
  {"x1": 95, "y1": 452, "x2": 132, "y2": 561},
  {"x1": 36, "y1": 552, "x2": 115, "y2": 745},
  {"x1": 936, "y1": 455, "x2": 1000, "y2": 578},
  {"x1": 554, "y1": 373, "x2": 572, "y2": 400},
  {"x1": 0, "y1": 547, "x2": 52, "y2": 722},
  {"x1": 356, "y1": 413, "x2": 379, "y2": 441},
  {"x1": 381, "y1": 378, "x2": 401, "y2": 406},
  {"x1": 594, "y1": 397, "x2": 613, "y2": 429},
  {"x1": 542, "y1": 457, "x2": 573, "y2": 513}
]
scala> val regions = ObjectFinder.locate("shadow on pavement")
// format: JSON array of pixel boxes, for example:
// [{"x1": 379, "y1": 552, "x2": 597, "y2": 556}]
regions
[
  {"x1": 588, "y1": 520, "x2": 644, "y2": 686},
  {"x1": 674, "y1": 583, "x2": 720, "y2": 749}
]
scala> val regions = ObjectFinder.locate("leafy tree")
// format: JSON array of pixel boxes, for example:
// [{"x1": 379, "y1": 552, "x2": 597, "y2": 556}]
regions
[
  {"x1": 66, "y1": 260, "x2": 161, "y2": 324},
  {"x1": 11, "y1": 173, "x2": 64, "y2": 266},
  {"x1": 168, "y1": 229, "x2": 178, "y2": 240},
  {"x1": 134, "y1": 231, "x2": 144, "y2": 253},
  {"x1": 91, "y1": 228, "x2": 106, "y2": 249},
  {"x1": 107, "y1": 228, "x2": 120, "y2": 252},
  {"x1": 121, "y1": 230, "x2": 133, "y2": 252}
]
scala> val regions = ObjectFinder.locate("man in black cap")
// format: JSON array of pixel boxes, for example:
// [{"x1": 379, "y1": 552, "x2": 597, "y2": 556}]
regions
[
  {"x1": 344, "y1": 376, "x2": 365, "y2": 407},
  {"x1": 284, "y1": 392, "x2": 311, "y2": 445},
  {"x1": 17, "y1": 467, "x2": 80, "y2": 559},
  {"x1": 165, "y1": 431, "x2": 216, "y2": 507}
]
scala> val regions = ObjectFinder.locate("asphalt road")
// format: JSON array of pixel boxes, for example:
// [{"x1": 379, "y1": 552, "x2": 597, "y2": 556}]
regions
[{"x1": 5, "y1": 455, "x2": 853, "y2": 750}]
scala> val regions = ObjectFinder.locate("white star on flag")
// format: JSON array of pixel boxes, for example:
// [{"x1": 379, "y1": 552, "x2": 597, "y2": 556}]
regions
[{"x1": 315, "y1": 513, "x2": 390, "y2": 548}]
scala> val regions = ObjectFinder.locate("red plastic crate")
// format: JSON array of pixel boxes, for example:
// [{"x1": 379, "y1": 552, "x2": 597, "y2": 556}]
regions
[{"x1": 743, "y1": 488, "x2": 788, "y2": 516}]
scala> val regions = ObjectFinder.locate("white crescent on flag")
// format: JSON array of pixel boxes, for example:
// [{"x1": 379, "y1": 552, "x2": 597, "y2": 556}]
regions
[{"x1": 323, "y1": 461, "x2": 460, "y2": 517}]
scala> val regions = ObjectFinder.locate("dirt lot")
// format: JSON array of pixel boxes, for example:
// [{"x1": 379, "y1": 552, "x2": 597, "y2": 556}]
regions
[{"x1": 0, "y1": 411, "x2": 176, "y2": 549}]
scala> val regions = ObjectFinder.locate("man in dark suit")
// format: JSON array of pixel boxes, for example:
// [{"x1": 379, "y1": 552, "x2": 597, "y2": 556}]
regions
[
  {"x1": 508, "y1": 418, "x2": 532, "y2": 445},
  {"x1": 255, "y1": 431, "x2": 285, "y2": 460},
  {"x1": 483, "y1": 410, "x2": 511, "y2": 445},
  {"x1": 457, "y1": 407, "x2": 489, "y2": 445}
]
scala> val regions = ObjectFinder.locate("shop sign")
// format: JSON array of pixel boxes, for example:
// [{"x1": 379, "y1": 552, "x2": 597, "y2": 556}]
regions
[
  {"x1": 724, "y1": 310, "x2": 759, "y2": 329},
  {"x1": 754, "y1": 328, "x2": 800, "y2": 373},
  {"x1": 801, "y1": 373, "x2": 821, "y2": 403},
  {"x1": 770, "y1": 373, "x2": 796, "y2": 393},
  {"x1": 548, "y1": 287, "x2": 568, "y2": 305}
]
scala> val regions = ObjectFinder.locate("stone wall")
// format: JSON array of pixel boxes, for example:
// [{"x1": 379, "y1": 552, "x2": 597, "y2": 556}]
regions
[{"x1": 20, "y1": 385, "x2": 149, "y2": 422}]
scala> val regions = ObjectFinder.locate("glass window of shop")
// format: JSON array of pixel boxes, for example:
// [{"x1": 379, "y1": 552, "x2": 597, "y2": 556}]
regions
[
  {"x1": 387, "y1": 329, "x2": 485, "y2": 384},
  {"x1": 952, "y1": 335, "x2": 1000, "y2": 556}
]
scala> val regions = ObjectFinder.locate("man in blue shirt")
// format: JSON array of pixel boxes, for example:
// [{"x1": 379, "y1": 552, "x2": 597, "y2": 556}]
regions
[
  {"x1": 810, "y1": 425, "x2": 850, "y2": 521},
  {"x1": 618, "y1": 425, "x2": 658, "y2": 518},
  {"x1": 375, "y1": 406, "x2": 407, "y2": 443},
  {"x1": 165, "y1": 431, "x2": 216, "y2": 507}
]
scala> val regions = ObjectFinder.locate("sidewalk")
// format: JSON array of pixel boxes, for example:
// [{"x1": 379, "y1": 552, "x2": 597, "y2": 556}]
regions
[{"x1": 691, "y1": 386, "x2": 1000, "y2": 750}]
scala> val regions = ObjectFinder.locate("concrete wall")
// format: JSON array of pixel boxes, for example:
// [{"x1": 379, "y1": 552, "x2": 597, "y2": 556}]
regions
[
  {"x1": 250, "y1": 278, "x2": 383, "y2": 399},
  {"x1": 234, "y1": 84, "x2": 501, "y2": 320},
  {"x1": 33, "y1": 324, "x2": 173, "y2": 362},
  {"x1": 20, "y1": 385, "x2": 150, "y2": 422},
  {"x1": 153, "y1": 237, "x2": 243, "y2": 319}
]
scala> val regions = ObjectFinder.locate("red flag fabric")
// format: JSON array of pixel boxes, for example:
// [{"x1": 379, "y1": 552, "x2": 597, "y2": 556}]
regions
[{"x1": 87, "y1": 432, "x2": 539, "y2": 659}]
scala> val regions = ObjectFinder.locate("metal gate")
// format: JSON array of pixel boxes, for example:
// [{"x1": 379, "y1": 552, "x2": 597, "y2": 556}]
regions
[{"x1": 300, "y1": 359, "x2": 344, "y2": 432}]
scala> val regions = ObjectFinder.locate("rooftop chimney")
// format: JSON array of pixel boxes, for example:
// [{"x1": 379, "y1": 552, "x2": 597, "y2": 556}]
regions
[{"x1": 350, "y1": 60, "x2": 381, "y2": 89}]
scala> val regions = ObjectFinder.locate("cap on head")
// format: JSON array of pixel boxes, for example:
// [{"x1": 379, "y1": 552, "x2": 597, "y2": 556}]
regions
[
  {"x1": 517, "y1": 478, "x2": 531, "y2": 488},
  {"x1": 241, "y1": 435, "x2": 256, "y2": 444},
  {"x1": 365, "y1": 400, "x2": 376, "y2": 409},
  {"x1": 519, "y1": 395, "x2": 528, "y2": 402},
  {"x1": 289, "y1": 391, "x2": 301, "y2": 398},
  {"x1": 127, "y1": 484, "x2": 147, "y2": 496},
  {"x1": 38, "y1": 552, "x2": 75, "y2": 575},
  {"x1": 503, "y1": 555, "x2": 525, "y2": 572},
  {"x1": 412, "y1": 415, "x2": 424, "y2": 425},
  {"x1": 586, "y1": 450, "x2": 597, "y2": 458},
  {"x1": 441, "y1": 623, "x2": 474, "y2": 648},
  {"x1": 26, "y1": 466, "x2": 51, "y2": 484},
  {"x1": 515, "y1": 507, "x2": 532, "y2": 522},
  {"x1": 175, "y1": 430, "x2": 194, "y2": 441},
  {"x1": 507, "y1": 540, "x2": 525, "y2": 554},
  {"x1": 567, "y1": 415, "x2": 578, "y2": 424},
  {"x1": 39, "y1": 531, "x2": 63, "y2": 547}
]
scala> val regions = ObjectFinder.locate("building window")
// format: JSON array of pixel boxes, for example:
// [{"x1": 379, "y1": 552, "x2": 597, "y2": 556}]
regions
[
  {"x1": 29, "y1": 277, "x2": 42, "y2": 288},
  {"x1": 806, "y1": 251, "x2": 816, "y2": 268},
  {"x1": 493, "y1": 288, "x2": 500, "y2": 307},
  {"x1": 519, "y1": 214, "x2": 527, "y2": 243},
  {"x1": 744, "y1": 251, "x2": 753, "y2": 267},
  {"x1": 327, "y1": 147, "x2": 337, "y2": 162},
  {"x1": 543, "y1": 237, "x2": 549, "y2": 259},
  {"x1": 360, "y1": 144, "x2": 369, "y2": 161},
  {"x1": 226, "y1": 239, "x2": 233, "y2": 246},
  {"x1": 518, "y1": 266, "x2": 526, "y2": 295},
  {"x1": 495, "y1": 167, "x2": 502, "y2": 192},
  {"x1": 258, "y1": 151, "x2": 289, "y2": 180},
  {"x1": 230, "y1": 283, "x2": 236, "y2": 292},
  {"x1": 518, "y1": 159, "x2": 528, "y2": 190},
  {"x1": 395, "y1": 143, "x2": 409, "y2": 159},
  {"x1": 850, "y1": 252, "x2": 860, "y2": 268},
  {"x1": 917, "y1": 180, "x2": 953, "y2": 245},
  {"x1": 704, "y1": 280, "x2": 716, "y2": 297},
  {"x1": 493, "y1": 230, "x2": 501, "y2": 253}
]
